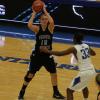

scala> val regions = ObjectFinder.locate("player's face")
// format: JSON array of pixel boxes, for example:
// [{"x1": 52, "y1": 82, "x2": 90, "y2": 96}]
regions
[{"x1": 40, "y1": 15, "x2": 49, "y2": 26}]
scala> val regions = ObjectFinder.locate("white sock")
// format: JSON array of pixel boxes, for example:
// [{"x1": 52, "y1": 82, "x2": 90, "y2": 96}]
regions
[{"x1": 84, "y1": 98, "x2": 88, "y2": 100}]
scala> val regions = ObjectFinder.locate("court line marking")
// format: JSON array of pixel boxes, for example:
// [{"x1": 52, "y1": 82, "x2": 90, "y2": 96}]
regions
[
  {"x1": 0, "y1": 30, "x2": 33, "y2": 37},
  {"x1": 0, "y1": 18, "x2": 100, "y2": 32},
  {"x1": 0, "y1": 30, "x2": 100, "y2": 46}
]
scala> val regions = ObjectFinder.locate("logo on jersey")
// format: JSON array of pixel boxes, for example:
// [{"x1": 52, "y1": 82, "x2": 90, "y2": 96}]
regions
[{"x1": 39, "y1": 35, "x2": 51, "y2": 40}]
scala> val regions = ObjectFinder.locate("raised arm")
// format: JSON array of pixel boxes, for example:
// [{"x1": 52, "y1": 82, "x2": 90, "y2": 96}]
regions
[
  {"x1": 43, "y1": 4, "x2": 54, "y2": 33},
  {"x1": 28, "y1": 11, "x2": 39, "y2": 34}
]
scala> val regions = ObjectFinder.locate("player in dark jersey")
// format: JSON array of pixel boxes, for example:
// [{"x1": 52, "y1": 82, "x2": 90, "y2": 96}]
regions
[
  {"x1": 96, "y1": 74, "x2": 100, "y2": 100},
  {"x1": 18, "y1": 4, "x2": 65, "y2": 100}
]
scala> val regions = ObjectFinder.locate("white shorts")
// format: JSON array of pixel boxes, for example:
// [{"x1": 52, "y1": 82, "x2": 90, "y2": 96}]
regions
[{"x1": 69, "y1": 69, "x2": 96, "y2": 91}]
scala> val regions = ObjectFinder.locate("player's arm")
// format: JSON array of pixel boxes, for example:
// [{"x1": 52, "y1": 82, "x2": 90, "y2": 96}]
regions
[
  {"x1": 98, "y1": 95, "x2": 100, "y2": 100},
  {"x1": 28, "y1": 11, "x2": 39, "y2": 34},
  {"x1": 89, "y1": 47, "x2": 96, "y2": 56},
  {"x1": 40, "y1": 46, "x2": 76, "y2": 56},
  {"x1": 43, "y1": 4, "x2": 54, "y2": 33}
]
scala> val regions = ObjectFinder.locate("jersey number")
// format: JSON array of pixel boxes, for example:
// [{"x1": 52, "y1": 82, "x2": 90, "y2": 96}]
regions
[
  {"x1": 41, "y1": 40, "x2": 48, "y2": 46},
  {"x1": 81, "y1": 48, "x2": 90, "y2": 59}
]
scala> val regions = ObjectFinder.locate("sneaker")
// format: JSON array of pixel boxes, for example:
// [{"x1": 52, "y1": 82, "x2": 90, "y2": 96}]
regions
[
  {"x1": 18, "y1": 90, "x2": 25, "y2": 100},
  {"x1": 53, "y1": 92, "x2": 65, "y2": 99}
]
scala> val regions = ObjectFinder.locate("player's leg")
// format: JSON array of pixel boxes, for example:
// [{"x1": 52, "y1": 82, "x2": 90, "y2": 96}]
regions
[
  {"x1": 44, "y1": 56, "x2": 65, "y2": 99},
  {"x1": 96, "y1": 74, "x2": 100, "y2": 100},
  {"x1": 18, "y1": 71, "x2": 35, "y2": 99},
  {"x1": 18, "y1": 53, "x2": 41, "y2": 99},
  {"x1": 82, "y1": 87, "x2": 89, "y2": 100},
  {"x1": 82, "y1": 69, "x2": 96, "y2": 100},
  {"x1": 50, "y1": 72, "x2": 65, "y2": 99},
  {"x1": 68, "y1": 75, "x2": 81, "y2": 100},
  {"x1": 66, "y1": 88, "x2": 74, "y2": 100},
  {"x1": 50, "y1": 73, "x2": 58, "y2": 93}
]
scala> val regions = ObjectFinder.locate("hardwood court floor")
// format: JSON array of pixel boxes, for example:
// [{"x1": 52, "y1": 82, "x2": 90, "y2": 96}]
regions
[{"x1": 0, "y1": 37, "x2": 99, "y2": 100}]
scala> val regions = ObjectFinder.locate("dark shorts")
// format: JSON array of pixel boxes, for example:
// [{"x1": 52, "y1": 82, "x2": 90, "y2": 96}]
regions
[{"x1": 28, "y1": 51, "x2": 56, "y2": 74}]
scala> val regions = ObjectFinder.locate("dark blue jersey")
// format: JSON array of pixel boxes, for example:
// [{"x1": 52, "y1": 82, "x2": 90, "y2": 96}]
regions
[{"x1": 35, "y1": 25, "x2": 53, "y2": 54}]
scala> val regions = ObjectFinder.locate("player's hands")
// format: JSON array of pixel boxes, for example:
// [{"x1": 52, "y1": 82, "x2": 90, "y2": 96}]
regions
[
  {"x1": 31, "y1": 10, "x2": 36, "y2": 18},
  {"x1": 32, "y1": 8, "x2": 36, "y2": 14},
  {"x1": 40, "y1": 46, "x2": 50, "y2": 53},
  {"x1": 32, "y1": 7, "x2": 36, "y2": 14}
]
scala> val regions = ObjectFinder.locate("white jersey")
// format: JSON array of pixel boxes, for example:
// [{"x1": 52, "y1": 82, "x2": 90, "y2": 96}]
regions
[{"x1": 74, "y1": 43, "x2": 94, "y2": 71}]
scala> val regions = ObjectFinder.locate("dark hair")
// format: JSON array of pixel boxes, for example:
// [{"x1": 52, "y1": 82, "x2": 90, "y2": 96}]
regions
[
  {"x1": 73, "y1": 32, "x2": 84, "y2": 44},
  {"x1": 96, "y1": 74, "x2": 100, "y2": 86}
]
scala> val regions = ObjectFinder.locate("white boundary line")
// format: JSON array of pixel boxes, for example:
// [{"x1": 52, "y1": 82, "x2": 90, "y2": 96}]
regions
[
  {"x1": 0, "y1": 30, "x2": 34, "y2": 37},
  {"x1": 0, "y1": 30, "x2": 100, "y2": 46},
  {"x1": 0, "y1": 19, "x2": 100, "y2": 32}
]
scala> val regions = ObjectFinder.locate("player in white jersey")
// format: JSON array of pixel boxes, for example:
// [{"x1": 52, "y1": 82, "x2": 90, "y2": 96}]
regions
[{"x1": 40, "y1": 33, "x2": 96, "y2": 100}]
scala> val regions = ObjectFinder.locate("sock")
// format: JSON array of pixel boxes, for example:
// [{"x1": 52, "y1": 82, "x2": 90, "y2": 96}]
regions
[
  {"x1": 21, "y1": 84, "x2": 27, "y2": 91},
  {"x1": 53, "y1": 86, "x2": 59, "y2": 94}
]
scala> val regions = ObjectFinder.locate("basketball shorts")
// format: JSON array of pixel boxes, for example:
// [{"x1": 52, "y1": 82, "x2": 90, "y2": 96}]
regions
[
  {"x1": 28, "y1": 51, "x2": 56, "y2": 74},
  {"x1": 69, "y1": 68, "x2": 96, "y2": 91}
]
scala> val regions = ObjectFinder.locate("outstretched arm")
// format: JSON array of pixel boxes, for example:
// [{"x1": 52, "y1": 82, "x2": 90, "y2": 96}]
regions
[{"x1": 40, "y1": 46, "x2": 76, "y2": 56}]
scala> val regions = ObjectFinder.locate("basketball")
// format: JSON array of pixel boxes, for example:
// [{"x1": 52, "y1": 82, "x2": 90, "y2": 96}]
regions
[{"x1": 32, "y1": 0, "x2": 44, "y2": 13}]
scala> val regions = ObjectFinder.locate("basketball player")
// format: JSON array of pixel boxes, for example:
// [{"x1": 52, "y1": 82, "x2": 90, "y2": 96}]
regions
[
  {"x1": 40, "y1": 33, "x2": 96, "y2": 100},
  {"x1": 18, "y1": 4, "x2": 65, "y2": 100},
  {"x1": 96, "y1": 74, "x2": 100, "y2": 100}
]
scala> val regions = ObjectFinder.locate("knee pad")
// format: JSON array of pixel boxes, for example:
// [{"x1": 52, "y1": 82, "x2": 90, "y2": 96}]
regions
[
  {"x1": 24, "y1": 76, "x2": 32, "y2": 82},
  {"x1": 24, "y1": 71, "x2": 34, "y2": 82}
]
